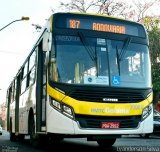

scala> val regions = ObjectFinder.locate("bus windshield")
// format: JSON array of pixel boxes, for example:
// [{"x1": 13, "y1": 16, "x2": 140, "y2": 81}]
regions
[{"x1": 50, "y1": 35, "x2": 151, "y2": 88}]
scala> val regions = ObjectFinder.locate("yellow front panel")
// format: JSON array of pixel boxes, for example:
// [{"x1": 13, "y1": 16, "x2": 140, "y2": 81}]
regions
[
  {"x1": 63, "y1": 96, "x2": 151, "y2": 116},
  {"x1": 47, "y1": 84, "x2": 152, "y2": 116}
]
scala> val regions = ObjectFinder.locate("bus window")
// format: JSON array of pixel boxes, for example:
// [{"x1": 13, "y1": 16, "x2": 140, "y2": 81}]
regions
[
  {"x1": 23, "y1": 62, "x2": 28, "y2": 78},
  {"x1": 28, "y1": 67, "x2": 36, "y2": 86},
  {"x1": 21, "y1": 77, "x2": 27, "y2": 94},
  {"x1": 29, "y1": 51, "x2": 36, "y2": 71}
]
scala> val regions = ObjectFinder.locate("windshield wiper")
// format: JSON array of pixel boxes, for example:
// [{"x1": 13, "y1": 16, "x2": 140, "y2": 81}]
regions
[
  {"x1": 77, "y1": 32, "x2": 99, "y2": 76},
  {"x1": 116, "y1": 37, "x2": 131, "y2": 75},
  {"x1": 118, "y1": 37, "x2": 132, "y2": 62},
  {"x1": 116, "y1": 46, "x2": 120, "y2": 75}
]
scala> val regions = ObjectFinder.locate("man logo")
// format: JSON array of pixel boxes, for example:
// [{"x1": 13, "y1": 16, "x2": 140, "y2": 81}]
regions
[{"x1": 103, "y1": 98, "x2": 118, "y2": 102}]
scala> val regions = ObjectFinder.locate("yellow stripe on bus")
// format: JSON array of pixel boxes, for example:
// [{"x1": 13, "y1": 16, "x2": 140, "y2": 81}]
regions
[
  {"x1": 63, "y1": 96, "x2": 152, "y2": 116},
  {"x1": 47, "y1": 84, "x2": 153, "y2": 116}
]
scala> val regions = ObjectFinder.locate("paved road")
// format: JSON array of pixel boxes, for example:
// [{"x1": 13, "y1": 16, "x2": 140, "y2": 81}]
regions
[{"x1": 0, "y1": 130, "x2": 160, "y2": 152}]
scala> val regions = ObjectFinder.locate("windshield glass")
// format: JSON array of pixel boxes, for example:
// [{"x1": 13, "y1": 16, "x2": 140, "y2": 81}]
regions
[{"x1": 50, "y1": 35, "x2": 151, "y2": 88}]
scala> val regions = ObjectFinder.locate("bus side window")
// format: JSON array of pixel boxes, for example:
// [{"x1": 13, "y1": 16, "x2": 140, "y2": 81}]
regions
[
  {"x1": 11, "y1": 83, "x2": 14, "y2": 103},
  {"x1": 14, "y1": 80, "x2": 17, "y2": 101},
  {"x1": 23, "y1": 62, "x2": 28, "y2": 78},
  {"x1": 28, "y1": 67, "x2": 36, "y2": 86},
  {"x1": 21, "y1": 61, "x2": 28, "y2": 93},
  {"x1": 29, "y1": 51, "x2": 36, "y2": 71},
  {"x1": 21, "y1": 77, "x2": 27, "y2": 94},
  {"x1": 27, "y1": 51, "x2": 36, "y2": 87}
]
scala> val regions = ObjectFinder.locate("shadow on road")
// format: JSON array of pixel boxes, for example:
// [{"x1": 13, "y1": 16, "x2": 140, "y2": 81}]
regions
[
  {"x1": 2, "y1": 132, "x2": 160, "y2": 152},
  {"x1": 15, "y1": 138, "x2": 117, "y2": 152}
]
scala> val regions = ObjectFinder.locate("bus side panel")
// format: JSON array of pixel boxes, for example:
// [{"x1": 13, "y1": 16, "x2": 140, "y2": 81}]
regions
[
  {"x1": 6, "y1": 89, "x2": 11, "y2": 132},
  {"x1": 19, "y1": 84, "x2": 36, "y2": 134},
  {"x1": 19, "y1": 91, "x2": 28, "y2": 134},
  {"x1": 10, "y1": 101, "x2": 15, "y2": 133}
]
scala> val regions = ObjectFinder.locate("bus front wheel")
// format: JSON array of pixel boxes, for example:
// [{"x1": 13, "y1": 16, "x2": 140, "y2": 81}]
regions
[
  {"x1": 29, "y1": 115, "x2": 48, "y2": 148},
  {"x1": 97, "y1": 138, "x2": 116, "y2": 148},
  {"x1": 29, "y1": 116, "x2": 40, "y2": 148}
]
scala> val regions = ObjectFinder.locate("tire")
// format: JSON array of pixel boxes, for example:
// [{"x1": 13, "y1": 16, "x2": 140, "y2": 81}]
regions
[
  {"x1": 9, "y1": 120, "x2": 17, "y2": 142},
  {"x1": 49, "y1": 135, "x2": 64, "y2": 144},
  {"x1": 139, "y1": 134, "x2": 150, "y2": 138},
  {"x1": 10, "y1": 132, "x2": 17, "y2": 142},
  {"x1": 29, "y1": 114, "x2": 49, "y2": 148},
  {"x1": 97, "y1": 138, "x2": 116, "y2": 148},
  {"x1": 29, "y1": 116, "x2": 40, "y2": 148},
  {"x1": 18, "y1": 134, "x2": 25, "y2": 141}
]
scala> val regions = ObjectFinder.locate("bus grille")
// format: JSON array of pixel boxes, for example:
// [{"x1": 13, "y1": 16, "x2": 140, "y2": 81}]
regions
[
  {"x1": 69, "y1": 89, "x2": 145, "y2": 103},
  {"x1": 75, "y1": 115, "x2": 141, "y2": 129}
]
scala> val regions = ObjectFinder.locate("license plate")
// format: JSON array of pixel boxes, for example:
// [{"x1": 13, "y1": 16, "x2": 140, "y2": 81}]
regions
[{"x1": 101, "y1": 122, "x2": 120, "y2": 129}]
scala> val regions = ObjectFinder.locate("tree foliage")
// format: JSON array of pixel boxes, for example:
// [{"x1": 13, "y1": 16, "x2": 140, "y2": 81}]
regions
[
  {"x1": 59, "y1": 0, "x2": 131, "y2": 17},
  {"x1": 131, "y1": 0, "x2": 159, "y2": 22},
  {"x1": 58, "y1": 0, "x2": 160, "y2": 22},
  {"x1": 144, "y1": 17, "x2": 160, "y2": 92}
]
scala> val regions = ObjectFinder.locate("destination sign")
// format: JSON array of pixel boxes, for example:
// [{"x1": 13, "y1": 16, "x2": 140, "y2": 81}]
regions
[
  {"x1": 68, "y1": 19, "x2": 126, "y2": 34},
  {"x1": 54, "y1": 13, "x2": 146, "y2": 37}
]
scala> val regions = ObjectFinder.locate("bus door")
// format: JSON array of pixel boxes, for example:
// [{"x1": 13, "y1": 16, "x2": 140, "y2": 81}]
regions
[
  {"x1": 6, "y1": 88, "x2": 12, "y2": 131},
  {"x1": 15, "y1": 73, "x2": 21, "y2": 134},
  {"x1": 36, "y1": 42, "x2": 47, "y2": 132}
]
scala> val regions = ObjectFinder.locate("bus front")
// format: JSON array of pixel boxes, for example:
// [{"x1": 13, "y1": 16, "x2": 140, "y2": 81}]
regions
[{"x1": 47, "y1": 13, "x2": 153, "y2": 146}]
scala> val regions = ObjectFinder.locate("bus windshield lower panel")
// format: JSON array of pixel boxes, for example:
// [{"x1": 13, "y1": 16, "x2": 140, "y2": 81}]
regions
[{"x1": 50, "y1": 35, "x2": 151, "y2": 89}]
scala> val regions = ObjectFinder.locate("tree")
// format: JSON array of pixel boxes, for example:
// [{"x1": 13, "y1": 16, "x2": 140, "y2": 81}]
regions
[
  {"x1": 59, "y1": 0, "x2": 131, "y2": 17},
  {"x1": 148, "y1": 21, "x2": 160, "y2": 88},
  {"x1": 130, "y1": 0, "x2": 160, "y2": 22},
  {"x1": 143, "y1": 17, "x2": 160, "y2": 105},
  {"x1": 58, "y1": 0, "x2": 160, "y2": 22},
  {"x1": 59, "y1": 0, "x2": 96, "y2": 13}
]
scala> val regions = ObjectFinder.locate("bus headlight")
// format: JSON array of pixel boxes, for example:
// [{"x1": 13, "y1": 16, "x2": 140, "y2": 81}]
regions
[
  {"x1": 142, "y1": 104, "x2": 152, "y2": 120},
  {"x1": 52, "y1": 100, "x2": 61, "y2": 110},
  {"x1": 51, "y1": 98, "x2": 74, "y2": 119},
  {"x1": 62, "y1": 105, "x2": 73, "y2": 118}
]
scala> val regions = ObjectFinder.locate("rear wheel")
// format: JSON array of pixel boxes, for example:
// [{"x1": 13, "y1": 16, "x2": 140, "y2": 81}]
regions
[
  {"x1": 10, "y1": 119, "x2": 17, "y2": 142},
  {"x1": 18, "y1": 134, "x2": 25, "y2": 141},
  {"x1": 10, "y1": 132, "x2": 17, "y2": 142},
  {"x1": 97, "y1": 138, "x2": 116, "y2": 148}
]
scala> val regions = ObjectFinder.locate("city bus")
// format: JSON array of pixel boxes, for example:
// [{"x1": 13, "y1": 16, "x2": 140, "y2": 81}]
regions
[{"x1": 6, "y1": 12, "x2": 153, "y2": 148}]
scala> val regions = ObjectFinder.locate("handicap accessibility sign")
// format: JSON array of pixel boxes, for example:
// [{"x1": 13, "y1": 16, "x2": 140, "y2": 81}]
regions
[{"x1": 112, "y1": 76, "x2": 120, "y2": 85}]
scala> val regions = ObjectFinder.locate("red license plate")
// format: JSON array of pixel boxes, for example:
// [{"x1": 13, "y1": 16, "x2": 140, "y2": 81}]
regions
[{"x1": 101, "y1": 122, "x2": 120, "y2": 129}]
